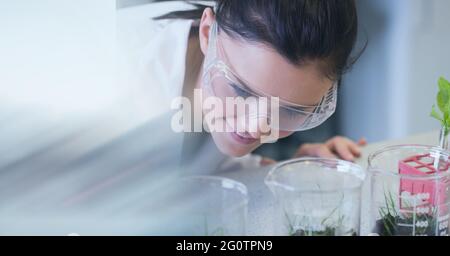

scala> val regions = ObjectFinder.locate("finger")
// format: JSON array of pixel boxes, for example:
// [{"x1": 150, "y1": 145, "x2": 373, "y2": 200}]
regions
[
  {"x1": 261, "y1": 157, "x2": 277, "y2": 166},
  {"x1": 295, "y1": 144, "x2": 338, "y2": 159},
  {"x1": 293, "y1": 143, "x2": 314, "y2": 158},
  {"x1": 333, "y1": 142, "x2": 357, "y2": 162},
  {"x1": 347, "y1": 140, "x2": 363, "y2": 157},
  {"x1": 330, "y1": 137, "x2": 363, "y2": 158},
  {"x1": 316, "y1": 146, "x2": 339, "y2": 159},
  {"x1": 358, "y1": 137, "x2": 368, "y2": 146},
  {"x1": 349, "y1": 143, "x2": 362, "y2": 158}
]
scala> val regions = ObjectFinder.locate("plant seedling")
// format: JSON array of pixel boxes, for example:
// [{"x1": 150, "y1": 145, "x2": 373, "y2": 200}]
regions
[
  {"x1": 376, "y1": 79, "x2": 450, "y2": 235},
  {"x1": 287, "y1": 196, "x2": 357, "y2": 236},
  {"x1": 431, "y1": 77, "x2": 450, "y2": 140},
  {"x1": 375, "y1": 190, "x2": 448, "y2": 236}
]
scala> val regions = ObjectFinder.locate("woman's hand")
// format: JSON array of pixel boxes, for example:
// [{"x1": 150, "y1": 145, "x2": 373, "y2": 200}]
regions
[
  {"x1": 294, "y1": 136, "x2": 367, "y2": 162},
  {"x1": 260, "y1": 157, "x2": 277, "y2": 166}
]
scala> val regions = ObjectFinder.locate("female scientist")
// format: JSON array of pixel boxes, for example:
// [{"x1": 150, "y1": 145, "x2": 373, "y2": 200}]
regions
[{"x1": 118, "y1": 0, "x2": 366, "y2": 171}]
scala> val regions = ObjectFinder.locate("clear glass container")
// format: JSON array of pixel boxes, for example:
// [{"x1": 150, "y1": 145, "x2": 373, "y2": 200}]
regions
[
  {"x1": 368, "y1": 145, "x2": 450, "y2": 236},
  {"x1": 439, "y1": 126, "x2": 449, "y2": 150},
  {"x1": 171, "y1": 176, "x2": 248, "y2": 236},
  {"x1": 265, "y1": 158, "x2": 366, "y2": 236}
]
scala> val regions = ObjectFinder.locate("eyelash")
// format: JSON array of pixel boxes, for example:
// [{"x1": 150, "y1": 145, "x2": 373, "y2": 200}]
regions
[
  {"x1": 283, "y1": 109, "x2": 299, "y2": 119},
  {"x1": 229, "y1": 83, "x2": 253, "y2": 98},
  {"x1": 283, "y1": 107, "x2": 315, "y2": 120},
  {"x1": 229, "y1": 82, "x2": 316, "y2": 119}
]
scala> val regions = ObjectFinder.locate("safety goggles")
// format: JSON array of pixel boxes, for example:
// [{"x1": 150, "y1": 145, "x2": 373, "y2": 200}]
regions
[{"x1": 201, "y1": 22, "x2": 337, "y2": 132}]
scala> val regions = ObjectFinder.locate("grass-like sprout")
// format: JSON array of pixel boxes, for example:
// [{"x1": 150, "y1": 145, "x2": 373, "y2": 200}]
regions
[
  {"x1": 286, "y1": 194, "x2": 357, "y2": 236},
  {"x1": 375, "y1": 190, "x2": 441, "y2": 236}
]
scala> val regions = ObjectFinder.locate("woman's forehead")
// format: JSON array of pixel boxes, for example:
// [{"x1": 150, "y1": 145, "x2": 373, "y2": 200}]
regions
[{"x1": 218, "y1": 33, "x2": 333, "y2": 106}]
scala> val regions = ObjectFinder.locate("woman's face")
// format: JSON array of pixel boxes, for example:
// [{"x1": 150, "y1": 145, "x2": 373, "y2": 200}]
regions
[{"x1": 198, "y1": 11, "x2": 334, "y2": 157}]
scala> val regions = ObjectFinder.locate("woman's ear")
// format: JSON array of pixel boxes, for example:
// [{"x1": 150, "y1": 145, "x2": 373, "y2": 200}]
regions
[{"x1": 199, "y1": 7, "x2": 215, "y2": 55}]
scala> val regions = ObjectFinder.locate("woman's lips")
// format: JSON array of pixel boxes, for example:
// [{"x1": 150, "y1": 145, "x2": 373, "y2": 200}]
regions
[
  {"x1": 224, "y1": 118, "x2": 258, "y2": 145},
  {"x1": 230, "y1": 131, "x2": 258, "y2": 145}
]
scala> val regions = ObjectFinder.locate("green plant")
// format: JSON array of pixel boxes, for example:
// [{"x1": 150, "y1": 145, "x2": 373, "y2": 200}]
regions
[
  {"x1": 375, "y1": 190, "x2": 439, "y2": 236},
  {"x1": 431, "y1": 77, "x2": 450, "y2": 136},
  {"x1": 286, "y1": 195, "x2": 357, "y2": 236}
]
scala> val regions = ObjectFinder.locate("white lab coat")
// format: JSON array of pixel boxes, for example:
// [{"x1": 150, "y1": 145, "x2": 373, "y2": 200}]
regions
[{"x1": 116, "y1": 1, "x2": 263, "y2": 173}]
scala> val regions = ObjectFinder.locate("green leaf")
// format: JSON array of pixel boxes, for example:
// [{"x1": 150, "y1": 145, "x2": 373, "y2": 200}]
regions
[
  {"x1": 437, "y1": 89, "x2": 450, "y2": 114},
  {"x1": 437, "y1": 77, "x2": 450, "y2": 114},
  {"x1": 430, "y1": 105, "x2": 443, "y2": 122},
  {"x1": 439, "y1": 77, "x2": 450, "y2": 91},
  {"x1": 432, "y1": 77, "x2": 450, "y2": 135}
]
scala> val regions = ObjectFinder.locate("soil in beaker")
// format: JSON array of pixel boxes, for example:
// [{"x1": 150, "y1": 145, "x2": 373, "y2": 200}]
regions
[
  {"x1": 374, "y1": 213, "x2": 441, "y2": 236},
  {"x1": 291, "y1": 228, "x2": 357, "y2": 236}
]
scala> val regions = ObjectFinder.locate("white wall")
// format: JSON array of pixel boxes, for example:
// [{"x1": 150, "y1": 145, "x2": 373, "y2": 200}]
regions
[
  {"x1": 340, "y1": 0, "x2": 450, "y2": 143},
  {"x1": 406, "y1": 0, "x2": 450, "y2": 135},
  {"x1": 0, "y1": 0, "x2": 118, "y2": 118}
]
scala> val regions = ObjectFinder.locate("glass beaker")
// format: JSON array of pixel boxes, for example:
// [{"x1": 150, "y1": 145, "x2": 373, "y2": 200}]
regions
[
  {"x1": 368, "y1": 145, "x2": 450, "y2": 236},
  {"x1": 265, "y1": 158, "x2": 366, "y2": 236},
  {"x1": 439, "y1": 126, "x2": 449, "y2": 150},
  {"x1": 171, "y1": 176, "x2": 248, "y2": 236}
]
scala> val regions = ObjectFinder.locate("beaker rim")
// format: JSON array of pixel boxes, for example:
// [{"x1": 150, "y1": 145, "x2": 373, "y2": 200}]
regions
[
  {"x1": 180, "y1": 175, "x2": 249, "y2": 203},
  {"x1": 368, "y1": 144, "x2": 450, "y2": 179},
  {"x1": 265, "y1": 157, "x2": 366, "y2": 193}
]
